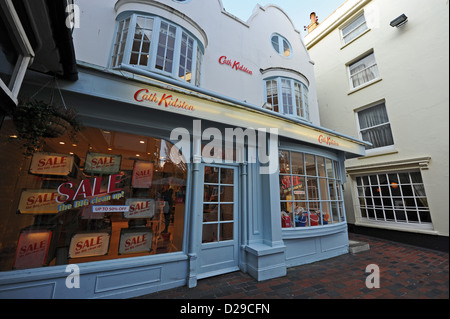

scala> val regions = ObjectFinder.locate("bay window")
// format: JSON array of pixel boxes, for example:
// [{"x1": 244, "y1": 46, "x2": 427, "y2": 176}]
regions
[
  {"x1": 111, "y1": 14, "x2": 204, "y2": 86},
  {"x1": 279, "y1": 150, "x2": 345, "y2": 228},
  {"x1": 265, "y1": 77, "x2": 309, "y2": 121}
]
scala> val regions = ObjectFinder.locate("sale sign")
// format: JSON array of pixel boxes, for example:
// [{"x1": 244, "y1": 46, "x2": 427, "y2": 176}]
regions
[
  {"x1": 13, "y1": 229, "x2": 52, "y2": 270},
  {"x1": 69, "y1": 232, "x2": 110, "y2": 258},
  {"x1": 124, "y1": 198, "x2": 155, "y2": 219},
  {"x1": 29, "y1": 152, "x2": 75, "y2": 176},
  {"x1": 18, "y1": 189, "x2": 60, "y2": 214},
  {"x1": 118, "y1": 229, "x2": 153, "y2": 255},
  {"x1": 84, "y1": 153, "x2": 121, "y2": 174},
  {"x1": 132, "y1": 160, "x2": 153, "y2": 188}
]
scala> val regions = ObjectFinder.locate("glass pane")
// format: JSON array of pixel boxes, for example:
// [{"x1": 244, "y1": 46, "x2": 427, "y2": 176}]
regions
[
  {"x1": 293, "y1": 203, "x2": 308, "y2": 227},
  {"x1": 410, "y1": 172, "x2": 423, "y2": 184},
  {"x1": 280, "y1": 176, "x2": 292, "y2": 201},
  {"x1": 271, "y1": 35, "x2": 280, "y2": 53},
  {"x1": 204, "y1": 166, "x2": 219, "y2": 183},
  {"x1": 326, "y1": 158, "x2": 334, "y2": 179},
  {"x1": 220, "y1": 186, "x2": 233, "y2": 202},
  {"x1": 307, "y1": 177, "x2": 319, "y2": 200},
  {"x1": 321, "y1": 202, "x2": 331, "y2": 224},
  {"x1": 317, "y1": 156, "x2": 326, "y2": 177},
  {"x1": 279, "y1": 150, "x2": 290, "y2": 174},
  {"x1": 283, "y1": 39, "x2": 291, "y2": 57},
  {"x1": 220, "y1": 223, "x2": 233, "y2": 241},
  {"x1": 319, "y1": 178, "x2": 329, "y2": 200},
  {"x1": 331, "y1": 202, "x2": 340, "y2": 223},
  {"x1": 220, "y1": 204, "x2": 233, "y2": 221},
  {"x1": 291, "y1": 152, "x2": 304, "y2": 175},
  {"x1": 281, "y1": 202, "x2": 293, "y2": 228},
  {"x1": 202, "y1": 224, "x2": 218, "y2": 243},
  {"x1": 203, "y1": 204, "x2": 218, "y2": 222},
  {"x1": 399, "y1": 173, "x2": 410, "y2": 183},
  {"x1": 419, "y1": 211, "x2": 432, "y2": 223},
  {"x1": 305, "y1": 154, "x2": 316, "y2": 176},
  {"x1": 220, "y1": 168, "x2": 234, "y2": 184},
  {"x1": 292, "y1": 176, "x2": 306, "y2": 200},
  {"x1": 204, "y1": 185, "x2": 218, "y2": 202}
]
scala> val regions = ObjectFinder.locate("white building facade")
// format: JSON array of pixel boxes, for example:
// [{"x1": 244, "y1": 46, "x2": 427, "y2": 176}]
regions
[
  {"x1": 305, "y1": 0, "x2": 449, "y2": 250},
  {"x1": 0, "y1": 0, "x2": 369, "y2": 298}
]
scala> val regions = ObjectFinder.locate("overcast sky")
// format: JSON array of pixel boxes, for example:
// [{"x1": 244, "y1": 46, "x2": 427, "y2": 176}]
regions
[{"x1": 221, "y1": 0, "x2": 347, "y2": 35}]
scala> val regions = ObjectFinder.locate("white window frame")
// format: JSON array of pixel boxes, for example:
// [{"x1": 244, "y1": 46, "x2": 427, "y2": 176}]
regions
[
  {"x1": 0, "y1": 0, "x2": 35, "y2": 105},
  {"x1": 340, "y1": 12, "x2": 369, "y2": 45},
  {"x1": 347, "y1": 51, "x2": 380, "y2": 90},
  {"x1": 355, "y1": 171, "x2": 433, "y2": 230},
  {"x1": 355, "y1": 101, "x2": 394, "y2": 152},
  {"x1": 264, "y1": 77, "x2": 309, "y2": 121},
  {"x1": 271, "y1": 33, "x2": 293, "y2": 58},
  {"x1": 111, "y1": 13, "x2": 203, "y2": 87}
]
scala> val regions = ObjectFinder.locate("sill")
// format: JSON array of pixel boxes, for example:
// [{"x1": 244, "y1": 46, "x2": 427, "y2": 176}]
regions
[
  {"x1": 358, "y1": 145, "x2": 398, "y2": 159},
  {"x1": 356, "y1": 219, "x2": 437, "y2": 235},
  {"x1": 348, "y1": 78, "x2": 382, "y2": 95},
  {"x1": 340, "y1": 28, "x2": 371, "y2": 50},
  {"x1": 282, "y1": 222, "x2": 348, "y2": 239}
]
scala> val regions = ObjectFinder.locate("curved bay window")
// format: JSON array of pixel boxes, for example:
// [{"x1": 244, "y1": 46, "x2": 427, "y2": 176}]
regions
[
  {"x1": 111, "y1": 13, "x2": 204, "y2": 86},
  {"x1": 0, "y1": 118, "x2": 187, "y2": 271},
  {"x1": 265, "y1": 77, "x2": 309, "y2": 121},
  {"x1": 279, "y1": 150, "x2": 345, "y2": 228}
]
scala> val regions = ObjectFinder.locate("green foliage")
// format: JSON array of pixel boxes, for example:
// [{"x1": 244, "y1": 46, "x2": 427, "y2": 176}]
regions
[{"x1": 10, "y1": 100, "x2": 83, "y2": 156}]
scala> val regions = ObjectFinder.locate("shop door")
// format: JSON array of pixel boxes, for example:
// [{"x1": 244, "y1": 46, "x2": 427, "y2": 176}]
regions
[{"x1": 198, "y1": 165, "x2": 239, "y2": 279}]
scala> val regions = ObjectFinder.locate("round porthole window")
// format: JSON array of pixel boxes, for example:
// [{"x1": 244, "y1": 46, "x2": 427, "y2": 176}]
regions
[{"x1": 271, "y1": 34, "x2": 292, "y2": 57}]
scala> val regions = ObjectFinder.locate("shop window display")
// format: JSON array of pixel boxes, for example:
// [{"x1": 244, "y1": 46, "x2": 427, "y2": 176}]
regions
[
  {"x1": 0, "y1": 118, "x2": 187, "y2": 271},
  {"x1": 279, "y1": 150, "x2": 345, "y2": 228}
]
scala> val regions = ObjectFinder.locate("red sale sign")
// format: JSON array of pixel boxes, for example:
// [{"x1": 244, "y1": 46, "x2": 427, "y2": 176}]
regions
[{"x1": 14, "y1": 229, "x2": 52, "y2": 270}]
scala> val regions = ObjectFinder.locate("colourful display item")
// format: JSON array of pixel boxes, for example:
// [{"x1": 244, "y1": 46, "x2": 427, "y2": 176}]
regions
[{"x1": 14, "y1": 229, "x2": 52, "y2": 270}]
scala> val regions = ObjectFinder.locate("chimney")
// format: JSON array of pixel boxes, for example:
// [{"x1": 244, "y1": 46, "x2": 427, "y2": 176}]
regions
[{"x1": 305, "y1": 12, "x2": 319, "y2": 33}]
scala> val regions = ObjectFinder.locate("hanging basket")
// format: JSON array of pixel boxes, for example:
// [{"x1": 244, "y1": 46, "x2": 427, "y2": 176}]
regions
[{"x1": 43, "y1": 114, "x2": 71, "y2": 138}]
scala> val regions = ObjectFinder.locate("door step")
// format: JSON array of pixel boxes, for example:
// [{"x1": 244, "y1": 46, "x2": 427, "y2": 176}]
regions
[{"x1": 349, "y1": 240, "x2": 370, "y2": 254}]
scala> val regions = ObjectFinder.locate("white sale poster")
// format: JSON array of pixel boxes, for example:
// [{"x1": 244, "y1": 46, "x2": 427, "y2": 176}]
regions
[
  {"x1": 69, "y1": 232, "x2": 110, "y2": 258},
  {"x1": 132, "y1": 161, "x2": 153, "y2": 188},
  {"x1": 29, "y1": 152, "x2": 75, "y2": 176},
  {"x1": 118, "y1": 229, "x2": 153, "y2": 255},
  {"x1": 124, "y1": 198, "x2": 155, "y2": 219}
]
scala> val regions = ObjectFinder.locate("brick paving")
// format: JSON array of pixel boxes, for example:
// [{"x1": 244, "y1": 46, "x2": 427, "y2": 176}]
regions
[{"x1": 134, "y1": 233, "x2": 449, "y2": 299}]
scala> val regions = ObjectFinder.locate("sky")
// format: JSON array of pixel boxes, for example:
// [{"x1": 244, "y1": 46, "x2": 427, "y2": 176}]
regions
[{"x1": 221, "y1": 0, "x2": 347, "y2": 34}]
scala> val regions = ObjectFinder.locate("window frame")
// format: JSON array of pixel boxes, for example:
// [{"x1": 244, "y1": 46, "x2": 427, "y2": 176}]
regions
[
  {"x1": 264, "y1": 77, "x2": 309, "y2": 121},
  {"x1": 355, "y1": 171, "x2": 433, "y2": 230},
  {"x1": 279, "y1": 149, "x2": 346, "y2": 229},
  {"x1": 111, "y1": 13, "x2": 204, "y2": 87},
  {"x1": 347, "y1": 51, "x2": 380, "y2": 90},
  {"x1": 340, "y1": 12, "x2": 369, "y2": 45},
  {"x1": 270, "y1": 33, "x2": 293, "y2": 58},
  {"x1": 355, "y1": 101, "x2": 394, "y2": 151}
]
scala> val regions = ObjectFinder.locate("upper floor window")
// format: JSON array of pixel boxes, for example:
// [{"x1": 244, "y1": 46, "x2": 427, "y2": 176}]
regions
[
  {"x1": 111, "y1": 14, "x2": 203, "y2": 86},
  {"x1": 348, "y1": 52, "x2": 379, "y2": 89},
  {"x1": 265, "y1": 77, "x2": 309, "y2": 121},
  {"x1": 341, "y1": 13, "x2": 368, "y2": 44},
  {"x1": 271, "y1": 34, "x2": 292, "y2": 57},
  {"x1": 357, "y1": 102, "x2": 394, "y2": 150}
]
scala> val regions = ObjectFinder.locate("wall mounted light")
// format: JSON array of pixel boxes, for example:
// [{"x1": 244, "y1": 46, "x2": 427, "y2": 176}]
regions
[{"x1": 390, "y1": 14, "x2": 408, "y2": 27}]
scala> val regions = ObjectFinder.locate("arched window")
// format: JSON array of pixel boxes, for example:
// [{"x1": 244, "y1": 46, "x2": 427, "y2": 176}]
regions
[
  {"x1": 271, "y1": 33, "x2": 292, "y2": 57},
  {"x1": 111, "y1": 13, "x2": 203, "y2": 86}
]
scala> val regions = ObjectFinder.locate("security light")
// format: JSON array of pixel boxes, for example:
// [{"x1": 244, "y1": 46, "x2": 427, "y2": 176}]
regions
[{"x1": 390, "y1": 14, "x2": 408, "y2": 27}]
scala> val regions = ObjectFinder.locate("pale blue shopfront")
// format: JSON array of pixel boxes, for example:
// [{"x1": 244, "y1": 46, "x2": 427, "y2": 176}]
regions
[{"x1": 0, "y1": 66, "x2": 367, "y2": 299}]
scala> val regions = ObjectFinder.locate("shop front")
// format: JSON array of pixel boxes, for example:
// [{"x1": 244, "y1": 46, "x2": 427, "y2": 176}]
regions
[{"x1": 0, "y1": 65, "x2": 368, "y2": 299}]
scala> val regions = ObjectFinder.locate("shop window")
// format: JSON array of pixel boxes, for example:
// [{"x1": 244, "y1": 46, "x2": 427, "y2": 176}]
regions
[
  {"x1": 0, "y1": 118, "x2": 187, "y2": 271},
  {"x1": 348, "y1": 52, "x2": 379, "y2": 89},
  {"x1": 357, "y1": 102, "x2": 394, "y2": 149},
  {"x1": 341, "y1": 12, "x2": 368, "y2": 44},
  {"x1": 271, "y1": 33, "x2": 292, "y2": 57},
  {"x1": 111, "y1": 13, "x2": 203, "y2": 87},
  {"x1": 356, "y1": 172, "x2": 432, "y2": 228},
  {"x1": 264, "y1": 77, "x2": 309, "y2": 121},
  {"x1": 279, "y1": 150, "x2": 344, "y2": 228}
]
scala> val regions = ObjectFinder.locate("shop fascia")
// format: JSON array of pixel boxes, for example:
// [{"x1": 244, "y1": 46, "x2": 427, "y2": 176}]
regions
[{"x1": 169, "y1": 120, "x2": 279, "y2": 174}]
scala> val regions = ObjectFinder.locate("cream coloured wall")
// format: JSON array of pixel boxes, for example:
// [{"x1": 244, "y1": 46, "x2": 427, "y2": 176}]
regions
[{"x1": 305, "y1": 0, "x2": 449, "y2": 236}]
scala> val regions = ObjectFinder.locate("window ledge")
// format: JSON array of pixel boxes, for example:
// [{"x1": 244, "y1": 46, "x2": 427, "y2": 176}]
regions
[
  {"x1": 348, "y1": 78, "x2": 382, "y2": 95},
  {"x1": 356, "y1": 219, "x2": 436, "y2": 235},
  {"x1": 282, "y1": 222, "x2": 347, "y2": 239},
  {"x1": 340, "y1": 28, "x2": 371, "y2": 50},
  {"x1": 358, "y1": 146, "x2": 398, "y2": 159}
]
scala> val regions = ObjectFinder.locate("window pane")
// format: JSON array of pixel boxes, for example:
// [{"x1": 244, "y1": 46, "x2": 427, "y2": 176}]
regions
[
  {"x1": 291, "y1": 151, "x2": 304, "y2": 175},
  {"x1": 204, "y1": 204, "x2": 218, "y2": 222},
  {"x1": 202, "y1": 224, "x2": 218, "y2": 243},
  {"x1": 281, "y1": 79, "x2": 293, "y2": 114},
  {"x1": 220, "y1": 223, "x2": 233, "y2": 241},
  {"x1": 293, "y1": 176, "x2": 306, "y2": 200},
  {"x1": 349, "y1": 53, "x2": 379, "y2": 87},
  {"x1": 342, "y1": 14, "x2": 368, "y2": 43},
  {"x1": 305, "y1": 154, "x2": 316, "y2": 176},
  {"x1": 280, "y1": 176, "x2": 292, "y2": 201},
  {"x1": 220, "y1": 204, "x2": 234, "y2": 221},
  {"x1": 271, "y1": 36, "x2": 280, "y2": 53},
  {"x1": 279, "y1": 150, "x2": 290, "y2": 174}
]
